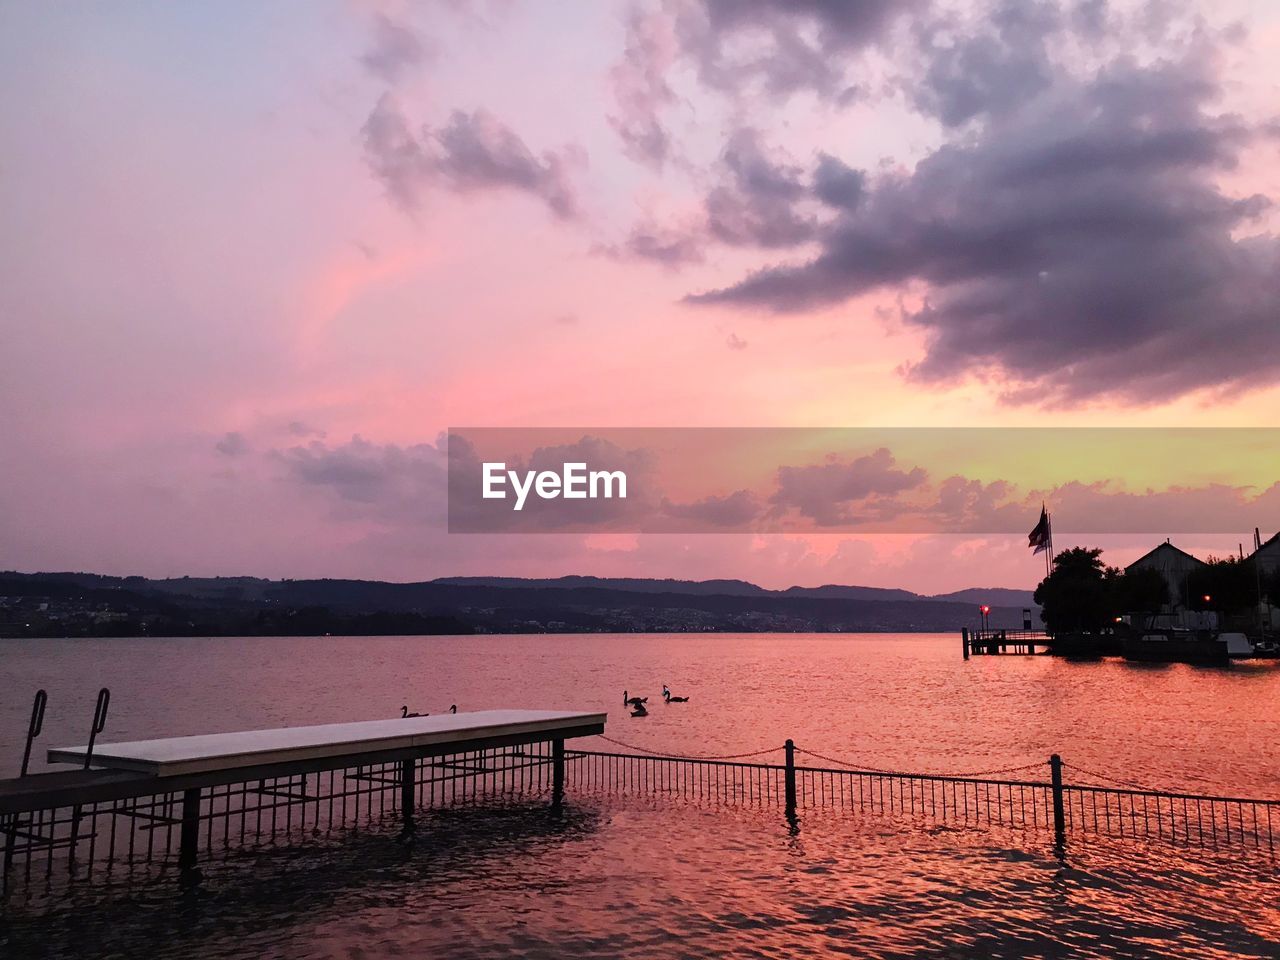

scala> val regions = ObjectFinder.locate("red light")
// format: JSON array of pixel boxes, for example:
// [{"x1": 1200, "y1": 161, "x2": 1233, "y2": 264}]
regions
[{"x1": 980, "y1": 605, "x2": 990, "y2": 614}]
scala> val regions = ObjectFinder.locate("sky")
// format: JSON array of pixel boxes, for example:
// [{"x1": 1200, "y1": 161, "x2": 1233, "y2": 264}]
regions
[{"x1": 1, "y1": 0, "x2": 1278, "y2": 591}]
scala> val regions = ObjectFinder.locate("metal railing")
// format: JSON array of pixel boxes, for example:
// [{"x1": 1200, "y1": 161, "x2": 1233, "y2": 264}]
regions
[
  {"x1": 1, "y1": 741, "x2": 560, "y2": 897},
  {"x1": 566, "y1": 738, "x2": 1279, "y2": 853},
  {"x1": 4, "y1": 735, "x2": 1276, "y2": 900}
]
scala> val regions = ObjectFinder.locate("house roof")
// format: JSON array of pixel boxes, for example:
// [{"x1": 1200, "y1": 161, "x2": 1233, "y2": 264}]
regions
[
  {"x1": 1252, "y1": 530, "x2": 1280, "y2": 556},
  {"x1": 1125, "y1": 541, "x2": 1206, "y2": 572}
]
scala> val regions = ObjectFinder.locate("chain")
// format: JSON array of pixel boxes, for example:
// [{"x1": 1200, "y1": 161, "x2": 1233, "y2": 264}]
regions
[{"x1": 594, "y1": 735, "x2": 784, "y2": 761}]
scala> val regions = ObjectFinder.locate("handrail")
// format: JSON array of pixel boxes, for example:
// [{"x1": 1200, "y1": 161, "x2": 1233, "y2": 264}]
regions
[{"x1": 19, "y1": 690, "x2": 47, "y2": 777}]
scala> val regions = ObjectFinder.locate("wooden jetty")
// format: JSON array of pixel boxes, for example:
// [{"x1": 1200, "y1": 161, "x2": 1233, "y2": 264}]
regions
[
  {"x1": 961, "y1": 627, "x2": 1050, "y2": 658},
  {"x1": 2, "y1": 709, "x2": 605, "y2": 881}
]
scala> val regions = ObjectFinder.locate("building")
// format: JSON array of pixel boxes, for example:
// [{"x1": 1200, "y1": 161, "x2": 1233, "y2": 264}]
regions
[
  {"x1": 1125, "y1": 540, "x2": 1207, "y2": 610},
  {"x1": 1249, "y1": 530, "x2": 1280, "y2": 631},
  {"x1": 1251, "y1": 530, "x2": 1280, "y2": 578}
]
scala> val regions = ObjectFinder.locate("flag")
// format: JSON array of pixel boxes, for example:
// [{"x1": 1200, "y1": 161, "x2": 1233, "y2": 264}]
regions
[{"x1": 1028, "y1": 506, "x2": 1051, "y2": 555}]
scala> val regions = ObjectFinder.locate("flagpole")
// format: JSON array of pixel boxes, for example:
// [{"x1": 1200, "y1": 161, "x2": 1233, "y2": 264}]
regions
[{"x1": 1045, "y1": 510, "x2": 1052, "y2": 578}]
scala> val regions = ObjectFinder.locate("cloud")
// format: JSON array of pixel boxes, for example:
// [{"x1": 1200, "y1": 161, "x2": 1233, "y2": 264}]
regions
[
  {"x1": 360, "y1": 94, "x2": 436, "y2": 214},
  {"x1": 280, "y1": 435, "x2": 448, "y2": 525},
  {"x1": 601, "y1": 218, "x2": 706, "y2": 267},
  {"x1": 811, "y1": 153, "x2": 863, "y2": 210},
  {"x1": 705, "y1": 128, "x2": 817, "y2": 247},
  {"x1": 609, "y1": 4, "x2": 681, "y2": 169},
  {"x1": 687, "y1": 37, "x2": 1280, "y2": 405},
  {"x1": 286, "y1": 420, "x2": 324, "y2": 438},
  {"x1": 360, "y1": 12, "x2": 430, "y2": 83},
  {"x1": 215, "y1": 432, "x2": 249, "y2": 456},
  {"x1": 661, "y1": 489, "x2": 761, "y2": 526},
  {"x1": 606, "y1": 128, "x2": 847, "y2": 267},
  {"x1": 676, "y1": 0, "x2": 923, "y2": 98},
  {"x1": 726, "y1": 332, "x2": 748, "y2": 350},
  {"x1": 604, "y1": 0, "x2": 925, "y2": 168},
  {"x1": 361, "y1": 96, "x2": 584, "y2": 219},
  {"x1": 905, "y1": 0, "x2": 1058, "y2": 127},
  {"x1": 278, "y1": 431, "x2": 1280, "y2": 537},
  {"x1": 434, "y1": 110, "x2": 583, "y2": 218},
  {"x1": 770, "y1": 448, "x2": 929, "y2": 526}
]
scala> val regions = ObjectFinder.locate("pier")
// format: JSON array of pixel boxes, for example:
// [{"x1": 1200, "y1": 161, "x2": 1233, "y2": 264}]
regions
[
  {"x1": 5, "y1": 707, "x2": 1278, "y2": 900},
  {"x1": 961, "y1": 627, "x2": 1050, "y2": 658},
  {"x1": 2, "y1": 709, "x2": 604, "y2": 891}
]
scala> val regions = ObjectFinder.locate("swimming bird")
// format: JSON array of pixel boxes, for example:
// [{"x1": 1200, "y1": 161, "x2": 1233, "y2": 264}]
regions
[
  {"x1": 630, "y1": 702, "x2": 648, "y2": 717},
  {"x1": 663, "y1": 685, "x2": 689, "y2": 703},
  {"x1": 624, "y1": 690, "x2": 648, "y2": 707},
  {"x1": 401, "y1": 705, "x2": 424, "y2": 718}
]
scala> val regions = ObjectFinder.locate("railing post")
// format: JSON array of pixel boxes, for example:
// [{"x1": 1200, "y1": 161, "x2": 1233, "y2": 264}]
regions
[
  {"x1": 784, "y1": 739, "x2": 797, "y2": 819},
  {"x1": 552, "y1": 739, "x2": 565, "y2": 811},
  {"x1": 1049, "y1": 754, "x2": 1066, "y2": 849},
  {"x1": 179, "y1": 787, "x2": 201, "y2": 873},
  {"x1": 2, "y1": 815, "x2": 14, "y2": 894},
  {"x1": 20, "y1": 690, "x2": 46, "y2": 778},
  {"x1": 400, "y1": 758, "x2": 416, "y2": 836},
  {"x1": 961, "y1": 627, "x2": 970, "y2": 660}
]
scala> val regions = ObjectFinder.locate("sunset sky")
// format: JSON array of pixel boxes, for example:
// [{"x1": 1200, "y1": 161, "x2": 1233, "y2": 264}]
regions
[{"x1": 2, "y1": 0, "x2": 1278, "y2": 591}]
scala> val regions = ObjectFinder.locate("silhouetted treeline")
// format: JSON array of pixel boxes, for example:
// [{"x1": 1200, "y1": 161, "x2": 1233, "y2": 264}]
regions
[{"x1": 0, "y1": 571, "x2": 1038, "y2": 638}]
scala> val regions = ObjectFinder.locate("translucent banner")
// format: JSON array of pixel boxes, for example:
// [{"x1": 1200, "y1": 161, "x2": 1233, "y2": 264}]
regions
[{"x1": 446, "y1": 428, "x2": 1279, "y2": 534}]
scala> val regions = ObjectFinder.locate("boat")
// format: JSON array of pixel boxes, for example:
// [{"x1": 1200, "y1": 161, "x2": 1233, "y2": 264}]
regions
[
  {"x1": 1245, "y1": 635, "x2": 1279, "y2": 659},
  {"x1": 1048, "y1": 629, "x2": 1120, "y2": 658},
  {"x1": 1220, "y1": 632, "x2": 1257, "y2": 659},
  {"x1": 1121, "y1": 628, "x2": 1229, "y2": 665}
]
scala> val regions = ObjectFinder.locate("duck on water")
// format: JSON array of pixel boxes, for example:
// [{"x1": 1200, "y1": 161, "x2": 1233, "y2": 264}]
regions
[{"x1": 401, "y1": 704, "x2": 458, "y2": 717}]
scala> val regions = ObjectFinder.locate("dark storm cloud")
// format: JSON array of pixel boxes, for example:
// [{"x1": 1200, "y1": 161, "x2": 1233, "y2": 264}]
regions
[
  {"x1": 699, "y1": 0, "x2": 911, "y2": 46},
  {"x1": 361, "y1": 97, "x2": 582, "y2": 219},
  {"x1": 606, "y1": 129, "x2": 853, "y2": 268},
  {"x1": 680, "y1": 0, "x2": 924, "y2": 97},
  {"x1": 906, "y1": 0, "x2": 1059, "y2": 127},
  {"x1": 706, "y1": 128, "x2": 817, "y2": 248},
  {"x1": 812, "y1": 154, "x2": 863, "y2": 211},
  {"x1": 688, "y1": 50, "x2": 1280, "y2": 404},
  {"x1": 605, "y1": 0, "x2": 924, "y2": 166}
]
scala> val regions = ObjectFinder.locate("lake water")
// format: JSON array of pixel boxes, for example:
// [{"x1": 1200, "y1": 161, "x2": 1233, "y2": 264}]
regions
[{"x1": 2, "y1": 633, "x2": 1278, "y2": 958}]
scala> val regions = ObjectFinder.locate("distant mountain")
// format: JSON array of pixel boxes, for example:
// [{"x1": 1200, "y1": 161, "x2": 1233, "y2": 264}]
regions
[
  {"x1": 433, "y1": 576, "x2": 768, "y2": 596},
  {"x1": 781, "y1": 584, "x2": 920, "y2": 602},
  {"x1": 927, "y1": 588, "x2": 1038, "y2": 608},
  {"x1": 435, "y1": 576, "x2": 1022, "y2": 605},
  {"x1": 1, "y1": 570, "x2": 1040, "y2": 638}
]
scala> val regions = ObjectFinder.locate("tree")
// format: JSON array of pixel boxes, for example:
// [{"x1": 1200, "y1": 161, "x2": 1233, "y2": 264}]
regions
[
  {"x1": 1034, "y1": 547, "x2": 1111, "y2": 634},
  {"x1": 1034, "y1": 547, "x2": 1171, "y2": 634},
  {"x1": 1106, "y1": 565, "x2": 1168, "y2": 614},
  {"x1": 1187, "y1": 556, "x2": 1257, "y2": 614}
]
